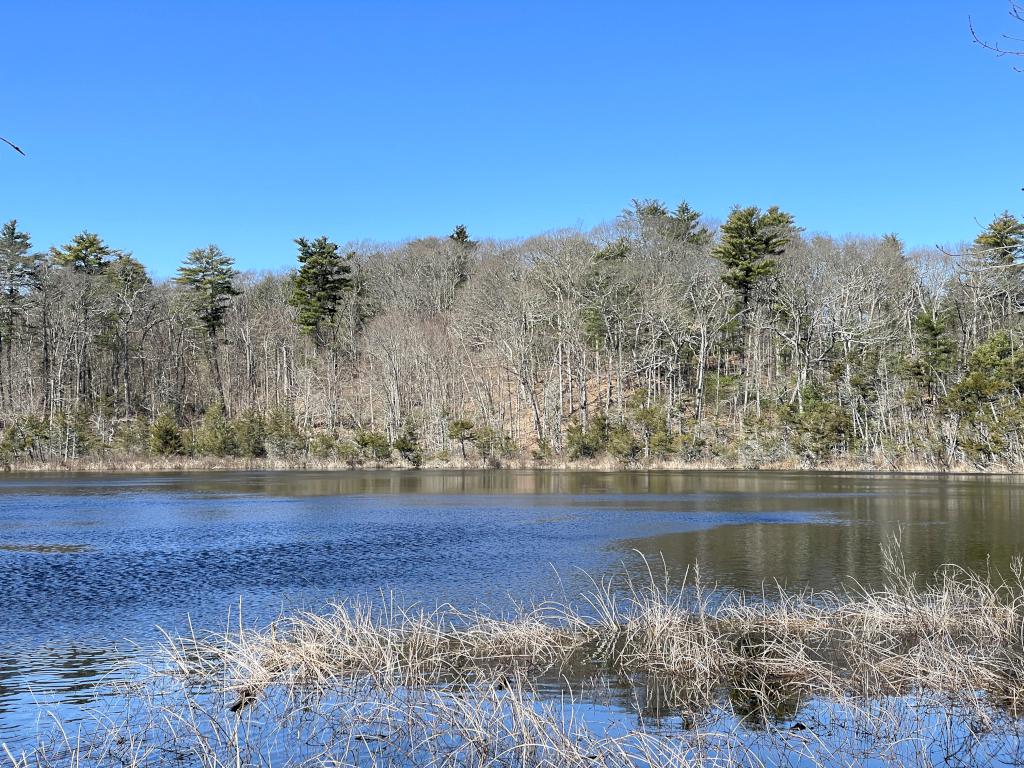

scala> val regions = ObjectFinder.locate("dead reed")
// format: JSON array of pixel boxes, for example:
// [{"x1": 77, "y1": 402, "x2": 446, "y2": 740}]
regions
[{"x1": 11, "y1": 539, "x2": 1024, "y2": 766}]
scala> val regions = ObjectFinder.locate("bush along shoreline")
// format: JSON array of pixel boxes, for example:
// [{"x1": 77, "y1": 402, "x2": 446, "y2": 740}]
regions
[
  {"x1": 3, "y1": 401, "x2": 1022, "y2": 474},
  {"x1": 16, "y1": 541, "x2": 1024, "y2": 766}
]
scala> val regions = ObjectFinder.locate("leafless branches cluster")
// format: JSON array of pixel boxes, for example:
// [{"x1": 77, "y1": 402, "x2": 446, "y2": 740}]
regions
[{"x1": 971, "y1": 1, "x2": 1024, "y2": 66}]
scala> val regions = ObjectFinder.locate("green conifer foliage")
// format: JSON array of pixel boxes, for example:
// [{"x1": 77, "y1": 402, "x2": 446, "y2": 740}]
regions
[
  {"x1": 175, "y1": 245, "x2": 240, "y2": 337},
  {"x1": 150, "y1": 412, "x2": 184, "y2": 455},
  {"x1": 447, "y1": 418, "x2": 475, "y2": 459},
  {"x1": 265, "y1": 407, "x2": 307, "y2": 458},
  {"x1": 234, "y1": 410, "x2": 267, "y2": 458},
  {"x1": 51, "y1": 231, "x2": 115, "y2": 274},
  {"x1": 0, "y1": 221, "x2": 37, "y2": 398},
  {"x1": 197, "y1": 402, "x2": 238, "y2": 457},
  {"x1": 667, "y1": 200, "x2": 712, "y2": 245},
  {"x1": 0, "y1": 220, "x2": 34, "y2": 308},
  {"x1": 393, "y1": 422, "x2": 424, "y2": 467},
  {"x1": 974, "y1": 211, "x2": 1024, "y2": 267},
  {"x1": 714, "y1": 205, "x2": 799, "y2": 305},
  {"x1": 356, "y1": 429, "x2": 392, "y2": 461},
  {"x1": 449, "y1": 225, "x2": 474, "y2": 247},
  {"x1": 288, "y1": 236, "x2": 352, "y2": 338}
]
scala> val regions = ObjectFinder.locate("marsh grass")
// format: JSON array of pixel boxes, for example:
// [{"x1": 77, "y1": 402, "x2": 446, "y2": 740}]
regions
[{"x1": 13, "y1": 539, "x2": 1024, "y2": 766}]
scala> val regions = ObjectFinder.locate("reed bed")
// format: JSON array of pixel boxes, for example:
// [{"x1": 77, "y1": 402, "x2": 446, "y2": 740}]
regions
[{"x1": 12, "y1": 541, "x2": 1024, "y2": 767}]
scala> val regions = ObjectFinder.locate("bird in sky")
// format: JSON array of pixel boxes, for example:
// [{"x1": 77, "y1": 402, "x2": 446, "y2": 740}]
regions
[{"x1": 1, "y1": 136, "x2": 26, "y2": 156}]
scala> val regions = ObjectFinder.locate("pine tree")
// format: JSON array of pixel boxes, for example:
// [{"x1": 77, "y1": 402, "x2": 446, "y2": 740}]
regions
[
  {"x1": 447, "y1": 225, "x2": 474, "y2": 296},
  {"x1": 393, "y1": 422, "x2": 424, "y2": 467},
  {"x1": 974, "y1": 211, "x2": 1024, "y2": 268},
  {"x1": 667, "y1": 200, "x2": 712, "y2": 245},
  {"x1": 449, "y1": 224, "x2": 474, "y2": 247},
  {"x1": 714, "y1": 205, "x2": 799, "y2": 306},
  {"x1": 197, "y1": 401, "x2": 238, "y2": 456},
  {"x1": 288, "y1": 236, "x2": 352, "y2": 339},
  {"x1": 51, "y1": 231, "x2": 115, "y2": 274},
  {"x1": 0, "y1": 220, "x2": 33, "y2": 301},
  {"x1": 234, "y1": 409, "x2": 267, "y2": 458},
  {"x1": 447, "y1": 417, "x2": 475, "y2": 459},
  {"x1": 175, "y1": 245, "x2": 240, "y2": 337},
  {"x1": 150, "y1": 411, "x2": 184, "y2": 455},
  {"x1": 0, "y1": 221, "x2": 37, "y2": 403},
  {"x1": 50, "y1": 231, "x2": 122, "y2": 404}
]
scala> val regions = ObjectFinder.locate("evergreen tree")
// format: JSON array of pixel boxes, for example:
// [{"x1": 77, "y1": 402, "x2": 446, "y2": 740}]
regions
[
  {"x1": 197, "y1": 401, "x2": 238, "y2": 456},
  {"x1": 289, "y1": 236, "x2": 352, "y2": 339},
  {"x1": 974, "y1": 211, "x2": 1024, "y2": 268},
  {"x1": 0, "y1": 221, "x2": 37, "y2": 402},
  {"x1": 447, "y1": 417, "x2": 474, "y2": 459},
  {"x1": 447, "y1": 225, "x2": 474, "y2": 296},
  {"x1": 50, "y1": 231, "x2": 122, "y2": 404},
  {"x1": 234, "y1": 409, "x2": 267, "y2": 457},
  {"x1": 150, "y1": 412, "x2": 184, "y2": 455},
  {"x1": 0, "y1": 220, "x2": 33, "y2": 304},
  {"x1": 908, "y1": 311, "x2": 955, "y2": 402},
  {"x1": 393, "y1": 422, "x2": 424, "y2": 467},
  {"x1": 265, "y1": 407, "x2": 306, "y2": 457},
  {"x1": 175, "y1": 245, "x2": 240, "y2": 337},
  {"x1": 666, "y1": 200, "x2": 712, "y2": 245},
  {"x1": 51, "y1": 231, "x2": 116, "y2": 274},
  {"x1": 449, "y1": 224, "x2": 474, "y2": 247},
  {"x1": 565, "y1": 413, "x2": 609, "y2": 459},
  {"x1": 356, "y1": 429, "x2": 391, "y2": 461},
  {"x1": 714, "y1": 205, "x2": 799, "y2": 306}
]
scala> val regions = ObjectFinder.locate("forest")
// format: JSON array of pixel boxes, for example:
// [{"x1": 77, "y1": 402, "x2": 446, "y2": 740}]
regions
[{"x1": 0, "y1": 199, "x2": 1022, "y2": 471}]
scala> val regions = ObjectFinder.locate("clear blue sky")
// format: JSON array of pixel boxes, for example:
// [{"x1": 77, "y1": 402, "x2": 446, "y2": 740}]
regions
[{"x1": 2, "y1": 1, "x2": 1021, "y2": 276}]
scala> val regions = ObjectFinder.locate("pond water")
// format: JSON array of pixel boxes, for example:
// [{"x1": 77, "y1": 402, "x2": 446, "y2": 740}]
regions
[{"x1": 0, "y1": 469, "x2": 1021, "y2": 746}]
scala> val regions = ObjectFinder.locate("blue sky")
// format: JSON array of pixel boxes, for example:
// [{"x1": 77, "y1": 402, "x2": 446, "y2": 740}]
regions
[{"x1": 1, "y1": 1, "x2": 1021, "y2": 276}]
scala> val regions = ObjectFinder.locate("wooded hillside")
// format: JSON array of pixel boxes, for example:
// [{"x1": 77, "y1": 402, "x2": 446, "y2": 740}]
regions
[{"x1": 1, "y1": 199, "x2": 1022, "y2": 470}]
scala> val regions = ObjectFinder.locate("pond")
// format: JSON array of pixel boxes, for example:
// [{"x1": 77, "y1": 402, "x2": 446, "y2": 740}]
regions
[{"x1": 0, "y1": 469, "x2": 1021, "y2": 746}]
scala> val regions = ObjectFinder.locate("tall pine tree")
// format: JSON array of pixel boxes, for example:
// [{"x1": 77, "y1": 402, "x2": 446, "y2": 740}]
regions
[
  {"x1": 175, "y1": 245, "x2": 240, "y2": 338},
  {"x1": 176, "y1": 245, "x2": 240, "y2": 403},
  {"x1": 974, "y1": 211, "x2": 1024, "y2": 268},
  {"x1": 714, "y1": 205, "x2": 799, "y2": 307},
  {"x1": 0, "y1": 220, "x2": 37, "y2": 405},
  {"x1": 667, "y1": 200, "x2": 712, "y2": 245},
  {"x1": 51, "y1": 231, "x2": 116, "y2": 274},
  {"x1": 289, "y1": 236, "x2": 352, "y2": 340}
]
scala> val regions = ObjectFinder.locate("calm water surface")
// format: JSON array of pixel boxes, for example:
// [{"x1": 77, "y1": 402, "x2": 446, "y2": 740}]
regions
[{"x1": 0, "y1": 469, "x2": 1021, "y2": 744}]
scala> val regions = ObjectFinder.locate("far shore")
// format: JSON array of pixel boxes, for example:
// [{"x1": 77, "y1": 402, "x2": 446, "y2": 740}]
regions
[{"x1": 2, "y1": 455, "x2": 1019, "y2": 475}]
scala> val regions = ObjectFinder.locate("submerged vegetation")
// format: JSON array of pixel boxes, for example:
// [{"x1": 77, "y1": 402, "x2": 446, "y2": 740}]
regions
[
  {"x1": 1, "y1": 202, "x2": 1023, "y2": 471},
  {"x1": 15, "y1": 542, "x2": 1024, "y2": 766}
]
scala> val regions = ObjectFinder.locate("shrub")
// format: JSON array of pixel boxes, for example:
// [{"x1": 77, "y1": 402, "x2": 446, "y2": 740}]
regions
[
  {"x1": 234, "y1": 410, "x2": 267, "y2": 458},
  {"x1": 197, "y1": 402, "x2": 238, "y2": 457},
  {"x1": 356, "y1": 430, "x2": 391, "y2": 461},
  {"x1": 112, "y1": 416, "x2": 150, "y2": 455},
  {"x1": 266, "y1": 407, "x2": 307, "y2": 457},
  {"x1": 150, "y1": 412, "x2": 184, "y2": 456},
  {"x1": 335, "y1": 439, "x2": 361, "y2": 466},
  {"x1": 447, "y1": 418, "x2": 475, "y2": 459},
  {"x1": 393, "y1": 423, "x2": 424, "y2": 467},
  {"x1": 783, "y1": 387, "x2": 853, "y2": 464},
  {"x1": 309, "y1": 433, "x2": 337, "y2": 460},
  {"x1": 565, "y1": 413, "x2": 608, "y2": 459},
  {"x1": 607, "y1": 421, "x2": 641, "y2": 461}
]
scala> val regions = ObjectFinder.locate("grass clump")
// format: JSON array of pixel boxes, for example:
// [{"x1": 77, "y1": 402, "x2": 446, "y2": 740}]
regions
[{"x1": 13, "y1": 540, "x2": 1024, "y2": 766}]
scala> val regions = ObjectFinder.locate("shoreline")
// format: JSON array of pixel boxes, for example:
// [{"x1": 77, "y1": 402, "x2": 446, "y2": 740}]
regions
[{"x1": 3, "y1": 455, "x2": 1019, "y2": 476}]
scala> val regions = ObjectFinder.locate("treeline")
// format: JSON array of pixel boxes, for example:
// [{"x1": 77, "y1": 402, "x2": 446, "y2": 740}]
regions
[{"x1": 0, "y1": 199, "x2": 1022, "y2": 470}]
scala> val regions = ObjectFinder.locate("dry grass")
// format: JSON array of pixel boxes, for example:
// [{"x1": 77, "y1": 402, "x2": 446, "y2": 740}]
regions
[
  {"x1": 5, "y1": 454, "x2": 1008, "y2": 474},
  {"x1": 11, "y1": 540, "x2": 1024, "y2": 766}
]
